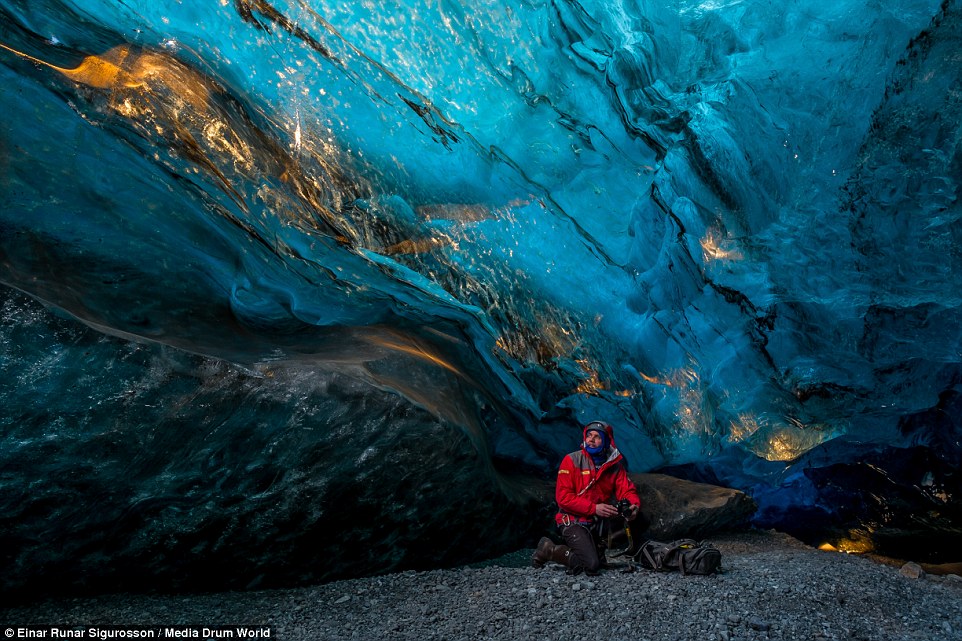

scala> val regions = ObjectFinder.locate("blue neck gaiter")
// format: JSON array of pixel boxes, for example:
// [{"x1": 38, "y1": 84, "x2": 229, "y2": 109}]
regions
[
  {"x1": 585, "y1": 443, "x2": 605, "y2": 456},
  {"x1": 585, "y1": 442, "x2": 607, "y2": 466}
]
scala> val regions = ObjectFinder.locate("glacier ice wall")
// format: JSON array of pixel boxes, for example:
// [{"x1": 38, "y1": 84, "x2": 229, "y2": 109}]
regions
[{"x1": 1, "y1": 0, "x2": 960, "y2": 596}]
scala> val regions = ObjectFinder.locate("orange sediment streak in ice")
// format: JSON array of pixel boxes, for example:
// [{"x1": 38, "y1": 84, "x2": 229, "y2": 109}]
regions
[
  {"x1": 638, "y1": 371, "x2": 671, "y2": 386},
  {"x1": 0, "y1": 42, "x2": 144, "y2": 89},
  {"x1": 366, "y1": 335, "x2": 463, "y2": 377}
]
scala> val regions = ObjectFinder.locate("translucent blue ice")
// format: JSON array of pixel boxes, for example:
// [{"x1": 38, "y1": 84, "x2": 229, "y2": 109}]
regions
[{"x1": 1, "y1": 0, "x2": 960, "y2": 590}]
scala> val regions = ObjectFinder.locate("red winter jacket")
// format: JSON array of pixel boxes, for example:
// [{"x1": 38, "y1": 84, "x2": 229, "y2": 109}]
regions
[{"x1": 555, "y1": 422, "x2": 640, "y2": 526}]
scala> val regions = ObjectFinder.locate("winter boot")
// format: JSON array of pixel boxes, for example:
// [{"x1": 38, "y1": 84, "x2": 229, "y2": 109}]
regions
[{"x1": 531, "y1": 537, "x2": 571, "y2": 568}]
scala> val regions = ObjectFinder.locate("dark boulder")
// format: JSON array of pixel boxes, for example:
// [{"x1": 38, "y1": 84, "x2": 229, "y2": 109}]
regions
[{"x1": 630, "y1": 473, "x2": 757, "y2": 540}]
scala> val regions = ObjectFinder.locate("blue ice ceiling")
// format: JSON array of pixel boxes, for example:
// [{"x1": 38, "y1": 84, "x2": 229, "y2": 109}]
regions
[{"x1": 1, "y1": 0, "x2": 960, "y2": 595}]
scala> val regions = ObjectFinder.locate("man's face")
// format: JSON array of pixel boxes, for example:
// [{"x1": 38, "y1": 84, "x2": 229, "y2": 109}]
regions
[{"x1": 585, "y1": 430, "x2": 604, "y2": 448}]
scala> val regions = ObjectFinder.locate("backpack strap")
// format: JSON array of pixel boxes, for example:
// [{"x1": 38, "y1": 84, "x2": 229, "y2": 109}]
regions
[
  {"x1": 641, "y1": 544, "x2": 660, "y2": 570},
  {"x1": 664, "y1": 539, "x2": 696, "y2": 574},
  {"x1": 679, "y1": 548, "x2": 690, "y2": 576}
]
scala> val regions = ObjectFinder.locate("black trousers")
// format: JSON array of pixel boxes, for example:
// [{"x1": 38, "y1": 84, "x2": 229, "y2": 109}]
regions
[{"x1": 560, "y1": 522, "x2": 607, "y2": 574}]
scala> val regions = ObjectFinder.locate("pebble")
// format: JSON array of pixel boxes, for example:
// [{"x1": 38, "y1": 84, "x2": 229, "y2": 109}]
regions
[
  {"x1": 2, "y1": 530, "x2": 960, "y2": 641},
  {"x1": 900, "y1": 562, "x2": 925, "y2": 579},
  {"x1": 749, "y1": 618, "x2": 770, "y2": 631}
]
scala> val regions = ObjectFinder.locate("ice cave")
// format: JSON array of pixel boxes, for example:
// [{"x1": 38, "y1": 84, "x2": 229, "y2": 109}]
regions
[{"x1": 1, "y1": 0, "x2": 960, "y2": 598}]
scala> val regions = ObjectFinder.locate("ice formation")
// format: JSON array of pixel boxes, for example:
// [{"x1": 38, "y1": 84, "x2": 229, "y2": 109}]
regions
[{"x1": 1, "y1": 0, "x2": 959, "y2": 596}]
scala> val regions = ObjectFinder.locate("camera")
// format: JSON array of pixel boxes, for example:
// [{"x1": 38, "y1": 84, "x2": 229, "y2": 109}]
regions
[{"x1": 616, "y1": 498, "x2": 633, "y2": 519}]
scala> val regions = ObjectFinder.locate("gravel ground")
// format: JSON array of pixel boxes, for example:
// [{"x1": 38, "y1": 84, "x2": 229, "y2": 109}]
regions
[{"x1": 2, "y1": 530, "x2": 961, "y2": 641}]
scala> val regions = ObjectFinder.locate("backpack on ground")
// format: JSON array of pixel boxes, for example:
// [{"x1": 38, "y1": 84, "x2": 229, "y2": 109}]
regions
[{"x1": 634, "y1": 538, "x2": 722, "y2": 575}]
